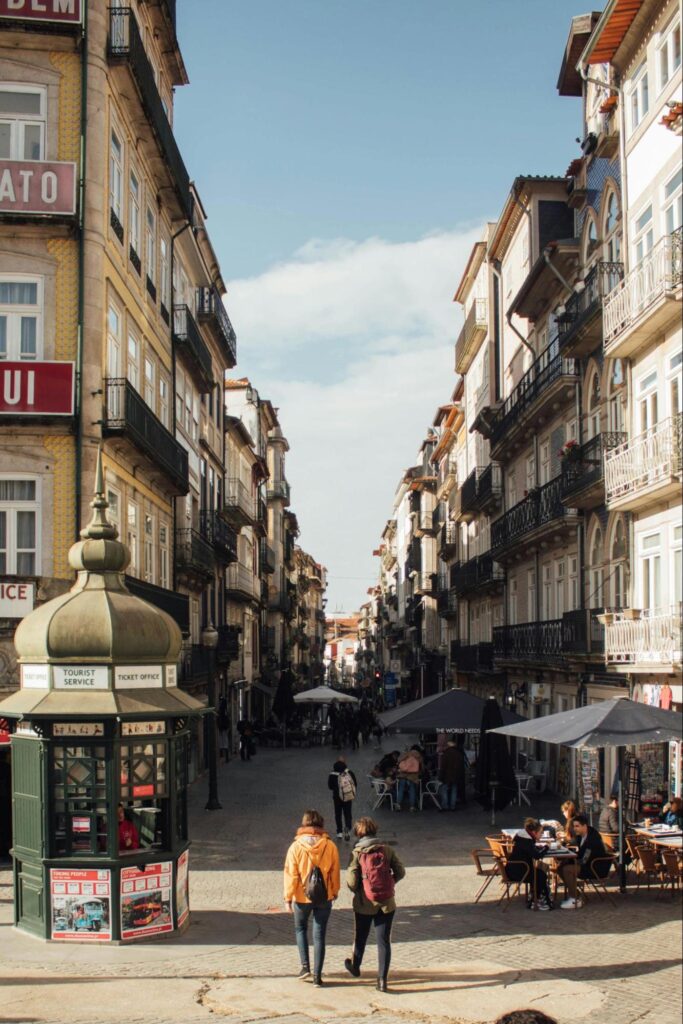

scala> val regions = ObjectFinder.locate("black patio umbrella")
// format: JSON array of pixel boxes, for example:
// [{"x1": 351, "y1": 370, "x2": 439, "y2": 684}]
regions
[
  {"x1": 476, "y1": 697, "x2": 517, "y2": 818},
  {"x1": 490, "y1": 697, "x2": 683, "y2": 891},
  {"x1": 378, "y1": 687, "x2": 525, "y2": 735}
]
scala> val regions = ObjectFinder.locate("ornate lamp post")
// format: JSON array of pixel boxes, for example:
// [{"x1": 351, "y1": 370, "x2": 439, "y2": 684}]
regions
[{"x1": 201, "y1": 622, "x2": 221, "y2": 811}]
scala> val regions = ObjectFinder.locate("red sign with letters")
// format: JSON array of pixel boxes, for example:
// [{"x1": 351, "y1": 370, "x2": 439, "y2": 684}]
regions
[
  {"x1": 0, "y1": 362, "x2": 75, "y2": 416},
  {"x1": 0, "y1": 161, "x2": 77, "y2": 216},
  {"x1": 0, "y1": 1, "x2": 82, "y2": 24}
]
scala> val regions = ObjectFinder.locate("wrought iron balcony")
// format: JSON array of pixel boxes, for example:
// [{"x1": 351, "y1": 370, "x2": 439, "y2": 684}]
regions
[
  {"x1": 603, "y1": 228, "x2": 682, "y2": 358},
  {"x1": 196, "y1": 286, "x2": 237, "y2": 368},
  {"x1": 224, "y1": 478, "x2": 256, "y2": 527},
  {"x1": 216, "y1": 624, "x2": 241, "y2": 664},
  {"x1": 561, "y1": 609, "x2": 605, "y2": 656},
  {"x1": 491, "y1": 476, "x2": 579, "y2": 559},
  {"x1": 254, "y1": 494, "x2": 268, "y2": 536},
  {"x1": 125, "y1": 576, "x2": 188, "y2": 633},
  {"x1": 455, "y1": 298, "x2": 487, "y2": 375},
  {"x1": 225, "y1": 561, "x2": 260, "y2": 602},
  {"x1": 175, "y1": 528, "x2": 215, "y2": 582},
  {"x1": 260, "y1": 539, "x2": 276, "y2": 574},
  {"x1": 437, "y1": 579, "x2": 458, "y2": 618},
  {"x1": 455, "y1": 642, "x2": 495, "y2": 673},
  {"x1": 560, "y1": 433, "x2": 626, "y2": 509},
  {"x1": 108, "y1": 8, "x2": 193, "y2": 223},
  {"x1": 103, "y1": 378, "x2": 189, "y2": 495},
  {"x1": 452, "y1": 559, "x2": 478, "y2": 595},
  {"x1": 267, "y1": 479, "x2": 291, "y2": 504},
  {"x1": 605, "y1": 414, "x2": 682, "y2": 511},
  {"x1": 439, "y1": 521, "x2": 458, "y2": 558},
  {"x1": 173, "y1": 305, "x2": 214, "y2": 393},
  {"x1": 476, "y1": 463, "x2": 502, "y2": 512},
  {"x1": 179, "y1": 644, "x2": 211, "y2": 684},
  {"x1": 557, "y1": 261, "x2": 623, "y2": 357},
  {"x1": 604, "y1": 607, "x2": 682, "y2": 667},
  {"x1": 476, "y1": 553, "x2": 505, "y2": 588},
  {"x1": 493, "y1": 620, "x2": 563, "y2": 660},
  {"x1": 199, "y1": 510, "x2": 237, "y2": 563},
  {"x1": 451, "y1": 553, "x2": 504, "y2": 596},
  {"x1": 459, "y1": 469, "x2": 479, "y2": 519},
  {"x1": 488, "y1": 342, "x2": 579, "y2": 453}
]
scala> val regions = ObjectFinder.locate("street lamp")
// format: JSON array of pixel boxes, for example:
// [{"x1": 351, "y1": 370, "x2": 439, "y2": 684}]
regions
[{"x1": 201, "y1": 622, "x2": 222, "y2": 811}]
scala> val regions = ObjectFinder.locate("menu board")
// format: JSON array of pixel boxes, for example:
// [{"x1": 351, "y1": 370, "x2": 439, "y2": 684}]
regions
[
  {"x1": 120, "y1": 862, "x2": 173, "y2": 941},
  {"x1": 50, "y1": 868, "x2": 111, "y2": 941},
  {"x1": 176, "y1": 850, "x2": 189, "y2": 929},
  {"x1": 579, "y1": 749, "x2": 600, "y2": 811}
]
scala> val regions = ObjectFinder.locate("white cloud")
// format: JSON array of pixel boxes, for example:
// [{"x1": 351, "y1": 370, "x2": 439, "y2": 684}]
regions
[{"x1": 227, "y1": 226, "x2": 482, "y2": 612}]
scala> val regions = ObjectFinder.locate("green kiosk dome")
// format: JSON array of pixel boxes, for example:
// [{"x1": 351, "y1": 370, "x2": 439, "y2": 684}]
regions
[{"x1": 0, "y1": 449, "x2": 203, "y2": 942}]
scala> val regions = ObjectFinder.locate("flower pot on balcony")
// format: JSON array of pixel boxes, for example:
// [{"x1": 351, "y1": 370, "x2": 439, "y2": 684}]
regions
[
  {"x1": 623, "y1": 608, "x2": 642, "y2": 620},
  {"x1": 596, "y1": 612, "x2": 615, "y2": 626}
]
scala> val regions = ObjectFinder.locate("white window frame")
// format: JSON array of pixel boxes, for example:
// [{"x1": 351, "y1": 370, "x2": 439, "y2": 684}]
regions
[
  {"x1": 127, "y1": 330, "x2": 140, "y2": 393},
  {"x1": 143, "y1": 353, "x2": 155, "y2": 411},
  {"x1": 0, "y1": 83, "x2": 46, "y2": 161},
  {"x1": 106, "y1": 482, "x2": 121, "y2": 538},
  {"x1": 158, "y1": 370, "x2": 170, "y2": 429},
  {"x1": 159, "y1": 236, "x2": 169, "y2": 311},
  {"x1": 632, "y1": 203, "x2": 654, "y2": 266},
  {"x1": 127, "y1": 499, "x2": 139, "y2": 578},
  {"x1": 0, "y1": 475, "x2": 41, "y2": 576},
  {"x1": 0, "y1": 276, "x2": 43, "y2": 360},
  {"x1": 110, "y1": 128, "x2": 123, "y2": 221},
  {"x1": 129, "y1": 169, "x2": 141, "y2": 257},
  {"x1": 143, "y1": 511, "x2": 155, "y2": 583},
  {"x1": 657, "y1": 17, "x2": 681, "y2": 93},
  {"x1": 527, "y1": 569, "x2": 536, "y2": 623},
  {"x1": 637, "y1": 368, "x2": 658, "y2": 433},
  {"x1": 663, "y1": 167, "x2": 683, "y2": 236},
  {"x1": 638, "y1": 531, "x2": 662, "y2": 612},
  {"x1": 159, "y1": 521, "x2": 169, "y2": 589},
  {"x1": 146, "y1": 206, "x2": 156, "y2": 285},
  {"x1": 569, "y1": 556, "x2": 579, "y2": 611},
  {"x1": 554, "y1": 559, "x2": 566, "y2": 618},
  {"x1": 673, "y1": 524, "x2": 682, "y2": 608},
  {"x1": 628, "y1": 60, "x2": 649, "y2": 134}
]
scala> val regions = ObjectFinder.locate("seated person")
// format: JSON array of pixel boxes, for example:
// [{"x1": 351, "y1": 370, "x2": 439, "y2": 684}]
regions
[
  {"x1": 117, "y1": 803, "x2": 140, "y2": 852},
  {"x1": 555, "y1": 812, "x2": 609, "y2": 911},
  {"x1": 509, "y1": 818, "x2": 552, "y2": 910},
  {"x1": 395, "y1": 746, "x2": 423, "y2": 811},
  {"x1": 372, "y1": 750, "x2": 400, "y2": 781},
  {"x1": 558, "y1": 799, "x2": 577, "y2": 842},
  {"x1": 661, "y1": 796, "x2": 683, "y2": 829},
  {"x1": 598, "y1": 794, "x2": 620, "y2": 835}
]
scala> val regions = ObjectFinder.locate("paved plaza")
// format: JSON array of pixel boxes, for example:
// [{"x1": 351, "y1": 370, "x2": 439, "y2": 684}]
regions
[{"x1": 1, "y1": 741, "x2": 681, "y2": 1024}]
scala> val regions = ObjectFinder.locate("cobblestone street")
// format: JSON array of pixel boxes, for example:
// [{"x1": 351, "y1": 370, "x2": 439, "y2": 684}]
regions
[{"x1": 1, "y1": 742, "x2": 681, "y2": 1024}]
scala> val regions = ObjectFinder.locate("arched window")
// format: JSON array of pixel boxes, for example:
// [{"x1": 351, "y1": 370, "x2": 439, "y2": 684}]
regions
[
  {"x1": 610, "y1": 518, "x2": 628, "y2": 609},
  {"x1": 589, "y1": 527, "x2": 604, "y2": 609},
  {"x1": 583, "y1": 214, "x2": 600, "y2": 266},
  {"x1": 607, "y1": 360, "x2": 626, "y2": 434},
  {"x1": 587, "y1": 369, "x2": 601, "y2": 438},
  {"x1": 603, "y1": 190, "x2": 622, "y2": 264}
]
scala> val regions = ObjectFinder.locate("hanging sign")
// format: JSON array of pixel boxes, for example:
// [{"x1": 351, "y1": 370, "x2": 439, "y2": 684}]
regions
[
  {"x1": 53, "y1": 665, "x2": 109, "y2": 690},
  {"x1": 53, "y1": 722, "x2": 104, "y2": 737},
  {"x1": 0, "y1": 162, "x2": 77, "y2": 215},
  {"x1": 0, "y1": 581, "x2": 34, "y2": 617},
  {"x1": 115, "y1": 666, "x2": 163, "y2": 689},
  {"x1": 0, "y1": 1, "x2": 82, "y2": 25},
  {"x1": 50, "y1": 869, "x2": 111, "y2": 942},
  {"x1": 120, "y1": 862, "x2": 173, "y2": 941},
  {"x1": 0, "y1": 362, "x2": 75, "y2": 415}
]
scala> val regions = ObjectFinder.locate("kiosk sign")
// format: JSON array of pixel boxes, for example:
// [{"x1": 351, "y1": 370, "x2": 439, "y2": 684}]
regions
[
  {"x1": 50, "y1": 868, "x2": 111, "y2": 941},
  {"x1": 115, "y1": 666, "x2": 163, "y2": 689},
  {"x1": 0, "y1": 581, "x2": 34, "y2": 617},
  {"x1": 120, "y1": 862, "x2": 173, "y2": 940},
  {"x1": 53, "y1": 665, "x2": 109, "y2": 690},
  {"x1": 0, "y1": 1, "x2": 82, "y2": 25}
]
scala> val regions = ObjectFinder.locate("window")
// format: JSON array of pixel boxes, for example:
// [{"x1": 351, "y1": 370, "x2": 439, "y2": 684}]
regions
[
  {"x1": 604, "y1": 192, "x2": 622, "y2": 263},
  {"x1": 588, "y1": 371, "x2": 601, "y2": 438},
  {"x1": 129, "y1": 171, "x2": 140, "y2": 256},
  {"x1": 663, "y1": 167, "x2": 683, "y2": 235},
  {"x1": 527, "y1": 569, "x2": 536, "y2": 622},
  {"x1": 640, "y1": 532, "x2": 661, "y2": 611},
  {"x1": 584, "y1": 215, "x2": 599, "y2": 263},
  {"x1": 106, "y1": 485, "x2": 120, "y2": 537},
  {"x1": 158, "y1": 371, "x2": 170, "y2": 428},
  {"x1": 127, "y1": 500, "x2": 139, "y2": 577},
  {"x1": 554, "y1": 560, "x2": 565, "y2": 618},
  {"x1": 590, "y1": 528, "x2": 603, "y2": 608},
  {"x1": 0, "y1": 85, "x2": 45, "y2": 160},
  {"x1": 633, "y1": 204, "x2": 653, "y2": 265},
  {"x1": 539, "y1": 440, "x2": 551, "y2": 485},
  {"x1": 0, "y1": 478, "x2": 39, "y2": 575},
  {"x1": 542, "y1": 564, "x2": 552, "y2": 621},
  {"x1": 669, "y1": 351, "x2": 682, "y2": 416},
  {"x1": 143, "y1": 355, "x2": 155, "y2": 410},
  {"x1": 569, "y1": 556, "x2": 578, "y2": 611},
  {"x1": 507, "y1": 470, "x2": 517, "y2": 509},
  {"x1": 0, "y1": 279, "x2": 41, "y2": 360},
  {"x1": 611, "y1": 519, "x2": 627, "y2": 609},
  {"x1": 110, "y1": 131, "x2": 123, "y2": 220},
  {"x1": 525, "y1": 454, "x2": 535, "y2": 493},
  {"x1": 146, "y1": 207, "x2": 156, "y2": 285},
  {"x1": 159, "y1": 522, "x2": 169, "y2": 589},
  {"x1": 658, "y1": 18, "x2": 681, "y2": 91},
  {"x1": 628, "y1": 60, "x2": 649, "y2": 132},
  {"x1": 127, "y1": 332, "x2": 139, "y2": 392},
  {"x1": 638, "y1": 369, "x2": 658, "y2": 432},
  {"x1": 673, "y1": 525, "x2": 682, "y2": 608},
  {"x1": 144, "y1": 512, "x2": 154, "y2": 582},
  {"x1": 52, "y1": 744, "x2": 108, "y2": 857},
  {"x1": 159, "y1": 237, "x2": 169, "y2": 312}
]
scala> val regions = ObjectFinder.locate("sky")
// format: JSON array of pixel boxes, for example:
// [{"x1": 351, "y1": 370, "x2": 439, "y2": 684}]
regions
[{"x1": 175, "y1": 0, "x2": 594, "y2": 613}]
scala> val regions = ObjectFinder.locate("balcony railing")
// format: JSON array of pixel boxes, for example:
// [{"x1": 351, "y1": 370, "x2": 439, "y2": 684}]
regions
[
  {"x1": 260, "y1": 539, "x2": 276, "y2": 574},
  {"x1": 196, "y1": 286, "x2": 237, "y2": 368},
  {"x1": 437, "y1": 454, "x2": 457, "y2": 497},
  {"x1": 561, "y1": 432, "x2": 627, "y2": 506},
  {"x1": 493, "y1": 620, "x2": 563, "y2": 660},
  {"x1": 605, "y1": 415, "x2": 682, "y2": 507},
  {"x1": 108, "y1": 8, "x2": 193, "y2": 223},
  {"x1": 439, "y1": 521, "x2": 458, "y2": 557},
  {"x1": 476, "y1": 463, "x2": 502, "y2": 511},
  {"x1": 605, "y1": 607, "x2": 682, "y2": 666},
  {"x1": 216, "y1": 624, "x2": 241, "y2": 664},
  {"x1": 603, "y1": 228, "x2": 683, "y2": 352},
  {"x1": 224, "y1": 478, "x2": 256, "y2": 526},
  {"x1": 491, "y1": 476, "x2": 576, "y2": 554},
  {"x1": 455, "y1": 642, "x2": 495, "y2": 673},
  {"x1": 267, "y1": 479, "x2": 291, "y2": 504},
  {"x1": 455, "y1": 297, "x2": 487, "y2": 374},
  {"x1": 414, "y1": 572, "x2": 437, "y2": 596},
  {"x1": 173, "y1": 305, "x2": 214, "y2": 392},
  {"x1": 175, "y1": 528, "x2": 215, "y2": 580},
  {"x1": 561, "y1": 608, "x2": 605, "y2": 656},
  {"x1": 489, "y1": 342, "x2": 578, "y2": 450},
  {"x1": 103, "y1": 378, "x2": 189, "y2": 494},
  {"x1": 557, "y1": 261, "x2": 623, "y2": 356},
  {"x1": 460, "y1": 469, "x2": 479, "y2": 517},
  {"x1": 225, "y1": 561, "x2": 260, "y2": 602},
  {"x1": 199, "y1": 510, "x2": 237, "y2": 563},
  {"x1": 452, "y1": 559, "x2": 478, "y2": 595}
]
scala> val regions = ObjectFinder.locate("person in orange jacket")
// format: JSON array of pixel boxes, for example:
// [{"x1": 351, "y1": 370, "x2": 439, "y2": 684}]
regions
[{"x1": 283, "y1": 809, "x2": 340, "y2": 986}]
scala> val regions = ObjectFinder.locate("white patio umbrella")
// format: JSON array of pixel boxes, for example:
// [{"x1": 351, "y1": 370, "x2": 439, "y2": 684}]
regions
[{"x1": 293, "y1": 685, "x2": 359, "y2": 704}]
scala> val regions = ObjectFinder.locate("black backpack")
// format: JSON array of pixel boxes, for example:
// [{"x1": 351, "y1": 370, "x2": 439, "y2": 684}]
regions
[{"x1": 302, "y1": 844, "x2": 329, "y2": 906}]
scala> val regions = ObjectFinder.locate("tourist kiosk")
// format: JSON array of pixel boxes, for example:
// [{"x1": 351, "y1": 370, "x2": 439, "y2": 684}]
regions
[{"x1": 0, "y1": 453, "x2": 204, "y2": 942}]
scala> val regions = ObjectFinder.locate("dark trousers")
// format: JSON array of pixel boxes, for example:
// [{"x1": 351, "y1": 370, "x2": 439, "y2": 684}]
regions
[
  {"x1": 351, "y1": 909, "x2": 395, "y2": 980},
  {"x1": 239, "y1": 738, "x2": 251, "y2": 761},
  {"x1": 293, "y1": 901, "x2": 332, "y2": 975},
  {"x1": 333, "y1": 797, "x2": 353, "y2": 834}
]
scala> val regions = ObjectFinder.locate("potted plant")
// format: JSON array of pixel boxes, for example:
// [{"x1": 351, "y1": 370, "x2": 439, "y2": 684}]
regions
[
  {"x1": 558, "y1": 439, "x2": 580, "y2": 462},
  {"x1": 623, "y1": 608, "x2": 642, "y2": 620}
]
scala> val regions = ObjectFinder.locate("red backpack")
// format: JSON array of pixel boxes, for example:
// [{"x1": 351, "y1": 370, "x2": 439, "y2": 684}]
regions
[{"x1": 359, "y1": 846, "x2": 395, "y2": 903}]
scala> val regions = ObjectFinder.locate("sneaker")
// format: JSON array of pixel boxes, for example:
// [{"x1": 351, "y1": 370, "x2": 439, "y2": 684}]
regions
[
  {"x1": 537, "y1": 901, "x2": 552, "y2": 911},
  {"x1": 336, "y1": 831, "x2": 343, "y2": 839},
  {"x1": 409, "y1": 806, "x2": 417, "y2": 812},
  {"x1": 560, "y1": 897, "x2": 583, "y2": 910},
  {"x1": 312, "y1": 974, "x2": 323, "y2": 987},
  {"x1": 343, "y1": 830, "x2": 350, "y2": 841},
  {"x1": 297, "y1": 966, "x2": 311, "y2": 980},
  {"x1": 344, "y1": 957, "x2": 361, "y2": 978}
]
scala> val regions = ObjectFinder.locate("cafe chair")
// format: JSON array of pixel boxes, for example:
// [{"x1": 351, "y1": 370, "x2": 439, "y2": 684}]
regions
[
  {"x1": 514, "y1": 772, "x2": 533, "y2": 807},
  {"x1": 632, "y1": 844, "x2": 665, "y2": 894},
  {"x1": 600, "y1": 832, "x2": 619, "y2": 852},
  {"x1": 368, "y1": 777, "x2": 394, "y2": 812},
  {"x1": 470, "y1": 848, "x2": 500, "y2": 903},
  {"x1": 660, "y1": 850, "x2": 683, "y2": 895},
  {"x1": 495, "y1": 855, "x2": 530, "y2": 911},
  {"x1": 578, "y1": 855, "x2": 618, "y2": 907},
  {"x1": 420, "y1": 779, "x2": 442, "y2": 810}
]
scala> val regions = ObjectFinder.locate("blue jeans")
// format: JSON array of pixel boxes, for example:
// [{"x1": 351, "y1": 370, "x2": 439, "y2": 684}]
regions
[
  {"x1": 396, "y1": 777, "x2": 418, "y2": 809},
  {"x1": 439, "y1": 783, "x2": 457, "y2": 810},
  {"x1": 293, "y1": 901, "x2": 332, "y2": 974}
]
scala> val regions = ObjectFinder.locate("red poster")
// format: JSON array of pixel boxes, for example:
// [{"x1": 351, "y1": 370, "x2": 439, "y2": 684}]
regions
[
  {"x1": 120, "y1": 862, "x2": 173, "y2": 941},
  {"x1": 0, "y1": 362, "x2": 74, "y2": 416},
  {"x1": 176, "y1": 850, "x2": 189, "y2": 929},
  {"x1": 50, "y1": 868, "x2": 111, "y2": 941},
  {"x1": 0, "y1": 161, "x2": 77, "y2": 215},
  {"x1": 0, "y1": 1, "x2": 82, "y2": 25}
]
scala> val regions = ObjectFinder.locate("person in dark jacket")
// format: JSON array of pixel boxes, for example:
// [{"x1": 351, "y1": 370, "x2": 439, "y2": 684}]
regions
[
  {"x1": 344, "y1": 816, "x2": 405, "y2": 992},
  {"x1": 661, "y1": 796, "x2": 683, "y2": 829},
  {"x1": 556, "y1": 813, "x2": 609, "y2": 910},
  {"x1": 327, "y1": 757, "x2": 357, "y2": 840},
  {"x1": 598, "y1": 794, "x2": 620, "y2": 834},
  {"x1": 438, "y1": 737, "x2": 461, "y2": 810},
  {"x1": 373, "y1": 750, "x2": 400, "y2": 782},
  {"x1": 509, "y1": 819, "x2": 552, "y2": 909}
]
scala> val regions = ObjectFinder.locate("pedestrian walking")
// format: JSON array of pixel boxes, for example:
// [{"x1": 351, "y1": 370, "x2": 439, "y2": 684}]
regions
[
  {"x1": 327, "y1": 756, "x2": 357, "y2": 840},
  {"x1": 344, "y1": 816, "x2": 405, "y2": 992},
  {"x1": 438, "y1": 737, "x2": 460, "y2": 811},
  {"x1": 283, "y1": 809, "x2": 340, "y2": 986},
  {"x1": 238, "y1": 719, "x2": 254, "y2": 761},
  {"x1": 217, "y1": 695, "x2": 231, "y2": 762}
]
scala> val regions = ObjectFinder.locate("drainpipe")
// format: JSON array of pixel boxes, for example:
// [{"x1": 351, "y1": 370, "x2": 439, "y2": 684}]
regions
[
  {"x1": 170, "y1": 219, "x2": 192, "y2": 591},
  {"x1": 75, "y1": 6, "x2": 88, "y2": 539}
]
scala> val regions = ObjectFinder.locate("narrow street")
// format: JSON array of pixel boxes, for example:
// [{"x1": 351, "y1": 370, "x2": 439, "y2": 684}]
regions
[{"x1": 1, "y1": 741, "x2": 680, "y2": 1024}]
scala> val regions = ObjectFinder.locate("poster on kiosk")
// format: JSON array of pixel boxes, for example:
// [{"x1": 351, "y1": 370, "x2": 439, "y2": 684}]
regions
[
  {"x1": 50, "y1": 868, "x2": 112, "y2": 941},
  {"x1": 120, "y1": 861, "x2": 173, "y2": 940}
]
